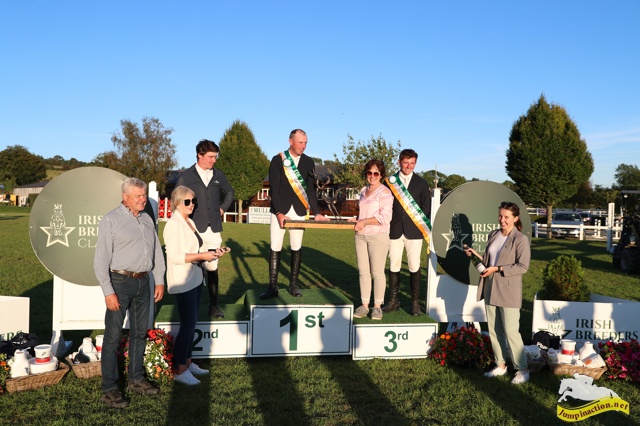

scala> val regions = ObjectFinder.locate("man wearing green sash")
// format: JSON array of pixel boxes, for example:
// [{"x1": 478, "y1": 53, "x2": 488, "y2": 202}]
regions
[
  {"x1": 260, "y1": 129, "x2": 327, "y2": 299},
  {"x1": 383, "y1": 149, "x2": 431, "y2": 315}
]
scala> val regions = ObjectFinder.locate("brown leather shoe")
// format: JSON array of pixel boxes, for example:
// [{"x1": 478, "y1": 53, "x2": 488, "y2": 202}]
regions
[
  {"x1": 128, "y1": 379, "x2": 160, "y2": 395},
  {"x1": 101, "y1": 390, "x2": 129, "y2": 409}
]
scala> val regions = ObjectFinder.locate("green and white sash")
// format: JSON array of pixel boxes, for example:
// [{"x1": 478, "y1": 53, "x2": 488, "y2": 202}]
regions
[
  {"x1": 281, "y1": 151, "x2": 310, "y2": 216},
  {"x1": 386, "y1": 173, "x2": 432, "y2": 242}
]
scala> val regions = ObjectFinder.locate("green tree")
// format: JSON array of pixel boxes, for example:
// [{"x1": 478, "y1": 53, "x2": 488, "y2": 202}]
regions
[
  {"x1": 421, "y1": 169, "x2": 447, "y2": 189},
  {"x1": 0, "y1": 145, "x2": 47, "y2": 186},
  {"x1": 92, "y1": 151, "x2": 119, "y2": 169},
  {"x1": 506, "y1": 95, "x2": 594, "y2": 238},
  {"x1": 502, "y1": 180, "x2": 517, "y2": 192},
  {"x1": 333, "y1": 134, "x2": 401, "y2": 188},
  {"x1": 441, "y1": 174, "x2": 467, "y2": 192},
  {"x1": 614, "y1": 164, "x2": 640, "y2": 190},
  {"x1": 215, "y1": 120, "x2": 270, "y2": 222},
  {"x1": 102, "y1": 117, "x2": 177, "y2": 193},
  {"x1": 591, "y1": 184, "x2": 617, "y2": 211}
]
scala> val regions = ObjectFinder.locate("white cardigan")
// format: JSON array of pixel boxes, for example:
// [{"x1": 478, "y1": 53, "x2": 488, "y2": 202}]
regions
[{"x1": 163, "y1": 212, "x2": 205, "y2": 295}]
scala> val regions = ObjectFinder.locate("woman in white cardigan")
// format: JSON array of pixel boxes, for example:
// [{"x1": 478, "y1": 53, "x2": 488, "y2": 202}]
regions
[{"x1": 164, "y1": 186, "x2": 226, "y2": 385}]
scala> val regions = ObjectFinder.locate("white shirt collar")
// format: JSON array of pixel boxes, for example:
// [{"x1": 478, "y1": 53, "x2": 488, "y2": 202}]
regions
[{"x1": 196, "y1": 163, "x2": 212, "y2": 175}]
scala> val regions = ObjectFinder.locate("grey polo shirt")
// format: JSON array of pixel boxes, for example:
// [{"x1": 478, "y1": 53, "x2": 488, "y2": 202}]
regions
[{"x1": 94, "y1": 203, "x2": 166, "y2": 297}]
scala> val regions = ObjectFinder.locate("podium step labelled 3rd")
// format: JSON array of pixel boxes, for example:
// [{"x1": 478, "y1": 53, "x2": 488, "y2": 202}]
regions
[{"x1": 155, "y1": 288, "x2": 438, "y2": 360}]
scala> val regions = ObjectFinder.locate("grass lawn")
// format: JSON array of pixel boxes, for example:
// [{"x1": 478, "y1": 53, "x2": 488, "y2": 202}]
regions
[{"x1": 1, "y1": 205, "x2": 640, "y2": 425}]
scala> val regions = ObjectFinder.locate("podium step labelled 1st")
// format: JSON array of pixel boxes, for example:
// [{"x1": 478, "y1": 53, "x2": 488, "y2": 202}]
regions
[{"x1": 154, "y1": 289, "x2": 438, "y2": 360}]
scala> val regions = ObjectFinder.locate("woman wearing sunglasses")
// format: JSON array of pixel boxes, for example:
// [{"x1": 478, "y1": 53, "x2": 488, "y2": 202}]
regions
[
  {"x1": 163, "y1": 185, "x2": 227, "y2": 385},
  {"x1": 464, "y1": 201, "x2": 531, "y2": 385},
  {"x1": 349, "y1": 160, "x2": 394, "y2": 320}
]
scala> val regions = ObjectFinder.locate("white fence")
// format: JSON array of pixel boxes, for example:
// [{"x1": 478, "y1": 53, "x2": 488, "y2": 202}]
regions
[{"x1": 531, "y1": 221, "x2": 621, "y2": 253}]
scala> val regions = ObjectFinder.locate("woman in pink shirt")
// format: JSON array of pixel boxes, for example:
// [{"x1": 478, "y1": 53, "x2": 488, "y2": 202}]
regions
[{"x1": 350, "y1": 159, "x2": 394, "y2": 320}]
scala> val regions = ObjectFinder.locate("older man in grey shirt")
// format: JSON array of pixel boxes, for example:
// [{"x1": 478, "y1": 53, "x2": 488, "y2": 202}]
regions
[{"x1": 94, "y1": 177, "x2": 166, "y2": 409}]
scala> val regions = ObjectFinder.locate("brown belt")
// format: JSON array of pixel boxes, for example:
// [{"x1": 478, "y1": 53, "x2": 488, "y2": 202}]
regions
[{"x1": 110, "y1": 270, "x2": 148, "y2": 278}]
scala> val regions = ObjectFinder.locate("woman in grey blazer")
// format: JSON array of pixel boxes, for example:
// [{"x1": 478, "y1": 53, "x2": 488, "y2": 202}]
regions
[{"x1": 465, "y1": 202, "x2": 531, "y2": 385}]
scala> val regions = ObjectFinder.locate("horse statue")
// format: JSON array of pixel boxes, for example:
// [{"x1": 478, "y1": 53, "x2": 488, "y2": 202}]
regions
[
  {"x1": 309, "y1": 170, "x2": 343, "y2": 220},
  {"x1": 558, "y1": 373, "x2": 619, "y2": 402}
]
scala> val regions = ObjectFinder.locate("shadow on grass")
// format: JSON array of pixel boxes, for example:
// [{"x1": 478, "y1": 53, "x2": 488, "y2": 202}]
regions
[
  {"x1": 319, "y1": 356, "x2": 413, "y2": 426},
  {"x1": 444, "y1": 365, "x2": 565, "y2": 424},
  {"x1": 247, "y1": 357, "x2": 311, "y2": 426},
  {"x1": 165, "y1": 361, "x2": 212, "y2": 426}
]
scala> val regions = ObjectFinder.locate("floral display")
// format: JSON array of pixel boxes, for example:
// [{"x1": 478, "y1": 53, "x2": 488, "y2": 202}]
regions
[
  {"x1": 428, "y1": 325, "x2": 494, "y2": 368},
  {"x1": 598, "y1": 339, "x2": 640, "y2": 382},
  {"x1": 118, "y1": 328, "x2": 174, "y2": 385},
  {"x1": 0, "y1": 353, "x2": 10, "y2": 395}
]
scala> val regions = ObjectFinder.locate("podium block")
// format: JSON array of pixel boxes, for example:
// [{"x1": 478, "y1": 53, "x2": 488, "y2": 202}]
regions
[
  {"x1": 353, "y1": 323, "x2": 438, "y2": 360},
  {"x1": 155, "y1": 304, "x2": 250, "y2": 358},
  {"x1": 155, "y1": 321, "x2": 249, "y2": 358},
  {"x1": 154, "y1": 290, "x2": 440, "y2": 360},
  {"x1": 246, "y1": 289, "x2": 353, "y2": 357}
]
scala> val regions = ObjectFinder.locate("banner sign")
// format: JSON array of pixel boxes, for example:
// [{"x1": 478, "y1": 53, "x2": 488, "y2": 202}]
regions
[
  {"x1": 248, "y1": 206, "x2": 271, "y2": 224},
  {"x1": 29, "y1": 167, "x2": 127, "y2": 286},
  {"x1": 431, "y1": 181, "x2": 531, "y2": 285},
  {"x1": 532, "y1": 294, "x2": 640, "y2": 343}
]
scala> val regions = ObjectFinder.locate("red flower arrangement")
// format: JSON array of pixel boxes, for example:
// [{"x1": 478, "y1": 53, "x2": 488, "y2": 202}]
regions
[
  {"x1": 598, "y1": 339, "x2": 640, "y2": 382},
  {"x1": 428, "y1": 325, "x2": 494, "y2": 368},
  {"x1": 0, "y1": 353, "x2": 10, "y2": 395},
  {"x1": 118, "y1": 328, "x2": 175, "y2": 385}
]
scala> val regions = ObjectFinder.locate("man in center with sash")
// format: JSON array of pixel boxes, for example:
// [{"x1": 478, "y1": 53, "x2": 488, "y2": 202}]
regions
[
  {"x1": 260, "y1": 129, "x2": 328, "y2": 299},
  {"x1": 383, "y1": 149, "x2": 432, "y2": 316}
]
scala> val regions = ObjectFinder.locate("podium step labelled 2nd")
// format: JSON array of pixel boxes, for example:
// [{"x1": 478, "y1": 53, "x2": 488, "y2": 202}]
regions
[{"x1": 155, "y1": 289, "x2": 438, "y2": 360}]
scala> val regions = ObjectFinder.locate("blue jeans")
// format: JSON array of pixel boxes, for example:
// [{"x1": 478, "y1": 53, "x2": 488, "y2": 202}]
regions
[
  {"x1": 101, "y1": 273, "x2": 150, "y2": 393},
  {"x1": 173, "y1": 284, "x2": 202, "y2": 366}
]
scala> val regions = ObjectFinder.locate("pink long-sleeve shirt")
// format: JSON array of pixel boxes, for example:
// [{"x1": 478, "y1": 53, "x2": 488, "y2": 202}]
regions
[{"x1": 356, "y1": 185, "x2": 394, "y2": 235}]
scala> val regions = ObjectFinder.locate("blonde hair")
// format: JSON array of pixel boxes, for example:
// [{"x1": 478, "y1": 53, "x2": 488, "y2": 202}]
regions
[{"x1": 170, "y1": 186, "x2": 195, "y2": 209}]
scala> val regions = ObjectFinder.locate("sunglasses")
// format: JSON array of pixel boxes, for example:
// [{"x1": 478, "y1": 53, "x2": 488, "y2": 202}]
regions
[
  {"x1": 500, "y1": 202, "x2": 516, "y2": 208},
  {"x1": 183, "y1": 198, "x2": 198, "y2": 206},
  {"x1": 366, "y1": 171, "x2": 381, "y2": 177}
]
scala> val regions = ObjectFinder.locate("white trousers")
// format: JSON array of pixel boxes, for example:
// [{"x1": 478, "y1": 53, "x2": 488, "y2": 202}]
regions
[
  {"x1": 199, "y1": 227, "x2": 222, "y2": 271},
  {"x1": 389, "y1": 236, "x2": 423, "y2": 273},
  {"x1": 270, "y1": 206, "x2": 305, "y2": 252}
]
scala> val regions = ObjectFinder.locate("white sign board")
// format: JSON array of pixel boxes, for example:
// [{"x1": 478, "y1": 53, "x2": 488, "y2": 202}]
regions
[
  {"x1": 353, "y1": 323, "x2": 438, "y2": 360},
  {"x1": 0, "y1": 296, "x2": 30, "y2": 341},
  {"x1": 155, "y1": 321, "x2": 250, "y2": 358},
  {"x1": 532, "y1": 293, "x2": 640, "y2": 345},
  {"x1": 50, "y1": 275, "x2": 154, "y2": 355},
  {"x1": 248, "y1": 207, "x2": 271, "y2": 224},
  {"x1": 250, "y1": 305, "x2": 353, "y2": 356}
]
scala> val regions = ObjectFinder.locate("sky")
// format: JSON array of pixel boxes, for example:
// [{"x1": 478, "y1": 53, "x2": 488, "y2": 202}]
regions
[{"x1": 1, "y1": 1, "x2": 639, "y2": 188}]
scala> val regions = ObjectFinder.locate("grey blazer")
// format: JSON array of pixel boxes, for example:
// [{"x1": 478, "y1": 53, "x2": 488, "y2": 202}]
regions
[{"x1": 476, "y1": 228, "x2": 531, "y2": 309}]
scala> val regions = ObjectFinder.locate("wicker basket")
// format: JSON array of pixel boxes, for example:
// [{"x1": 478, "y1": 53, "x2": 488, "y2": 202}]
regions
[
  {"x1": 6, "y1": 362, "x2": 69, "y2": 393},
  {"x1": 547, "y1": 362, "x2": 607, "y2": 380},
  {"x1": 66, "y1": 356, "x2": 101, "y2": 379},
  {"x1": 542, "y1": 351, "x2": 607, "y2": 379}
]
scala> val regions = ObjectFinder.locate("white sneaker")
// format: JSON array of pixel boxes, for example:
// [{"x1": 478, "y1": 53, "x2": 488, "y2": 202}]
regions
[
  {"x1": 187, "y1": 362, "x2": 209, "y2": 375},
  {"x1": 173, "y1": 369, "x2": 200, "y2": 385},
  {"x1": 483, "y1": 366, "x2": 508, "y2": 378},
  {"x1": 511, "y1": 369, "x2": 530, "y2": 385}
]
